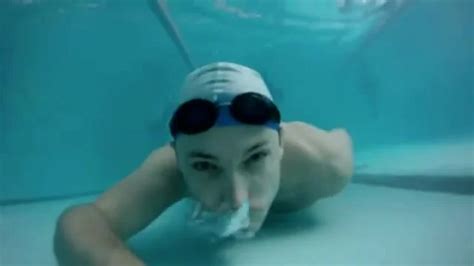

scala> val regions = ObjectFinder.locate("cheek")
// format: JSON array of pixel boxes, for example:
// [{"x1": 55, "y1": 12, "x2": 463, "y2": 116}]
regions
[
  {"x1": 183, "y1": 173, "x2": 223, "y2": 205},
  {"x1": 183, "y1": 173, "x2": 208, "y2": 194},
  {"x1": 248, "y1": 164, "x2": 281, "y2": 200}
]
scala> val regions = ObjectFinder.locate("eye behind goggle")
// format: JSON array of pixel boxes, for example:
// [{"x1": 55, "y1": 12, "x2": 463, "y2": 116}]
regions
[
  {"x1": 230, "y1": 92, "x2": 281, "y2": 124},
  {"x1": 170, "y1": 92, "x2": 281, "y2": 137},
  {"x1": 170, "y1": 99, "x2": 217, "y2": 136}
]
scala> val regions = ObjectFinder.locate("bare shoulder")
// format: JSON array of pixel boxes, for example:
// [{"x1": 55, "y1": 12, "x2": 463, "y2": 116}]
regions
[
  {"x1": 94, "y1": 144, "x2": 185, "y2": 239},
  {"x1": 273, "y1": 121, "x2": 353, "y2": 212},
  {"x1": 280, "y1": 121, "x2": 353, "y2": 166},
  {"x1": 288, "y1": 121, "x2": 353, "y2": 176}
]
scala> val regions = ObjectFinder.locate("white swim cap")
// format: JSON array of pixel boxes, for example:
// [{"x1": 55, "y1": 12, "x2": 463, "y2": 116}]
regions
[
  {"x1": 178, "y1": 62, "x2": 273, "y2": 105},
  {"x1": 168, "y1": 62, "x2": 280, "y2": 138}
]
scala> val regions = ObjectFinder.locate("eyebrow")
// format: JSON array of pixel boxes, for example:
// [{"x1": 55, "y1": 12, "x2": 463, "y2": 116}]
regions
[
  {"x1": 187, "y1": 140, "x2": 269, "y2": 160},
  {"x1": 244, "y1": 140, "x2": 269, "y2": 155},
  {"x1": 188, "y1": 151, "x2": 217, "y2": 160}
]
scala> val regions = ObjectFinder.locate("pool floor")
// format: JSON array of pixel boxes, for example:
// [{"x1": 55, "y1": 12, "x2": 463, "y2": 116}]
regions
[{"x1": 1, "y1": 139, "x2": 473, "y2": 265}]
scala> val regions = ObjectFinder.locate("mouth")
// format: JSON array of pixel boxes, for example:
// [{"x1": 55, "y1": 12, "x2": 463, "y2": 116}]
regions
[{"x1": 190, "y1": 200, "x2": 252, "y2": 239}]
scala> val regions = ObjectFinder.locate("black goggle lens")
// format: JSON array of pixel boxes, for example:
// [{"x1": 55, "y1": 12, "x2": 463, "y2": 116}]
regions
[
  {"x1": 170, "y1": 99, "x2": 217, "y2": 136},
  {"x1": 170, "y1": 92, "x2": 280, "y2": 137},
  {"x1": 231, "y1": 92, "x2": 280, "y2": 125}
]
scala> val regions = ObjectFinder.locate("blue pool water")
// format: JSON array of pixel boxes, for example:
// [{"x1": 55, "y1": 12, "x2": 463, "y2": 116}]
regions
[
  {"x1": 1, "y1": 0, "x2": 472, "y2": 203},
  {"x1": 0, "y1": 1, "x2": 473, "y2": 265}
]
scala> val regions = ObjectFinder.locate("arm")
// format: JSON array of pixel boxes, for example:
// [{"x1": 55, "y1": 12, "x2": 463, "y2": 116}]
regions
[
  {"x1": 54, "y1": 204, "x2": 146, "y2": 266},
  {"x1": 54, "y1": 144, "x2": 184, "y2": 266}
]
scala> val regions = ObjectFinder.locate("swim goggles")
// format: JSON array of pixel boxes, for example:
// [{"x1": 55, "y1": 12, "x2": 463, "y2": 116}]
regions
[{"x1": 169, "y1": 92, "x2": 281, "y2": 138}]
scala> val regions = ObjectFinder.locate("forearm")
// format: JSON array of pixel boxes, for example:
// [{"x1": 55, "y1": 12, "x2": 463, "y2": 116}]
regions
[{"x1": 54, "y1": 204, "x2": 144, "y2": 266}]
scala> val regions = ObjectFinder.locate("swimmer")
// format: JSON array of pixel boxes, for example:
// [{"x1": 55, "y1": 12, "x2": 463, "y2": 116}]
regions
[{"x1": 54, "y1": 62, "x2": 354, "y2": 266}]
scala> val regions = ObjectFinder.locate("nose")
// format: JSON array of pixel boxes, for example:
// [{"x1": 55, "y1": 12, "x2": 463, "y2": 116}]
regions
[{"x1": 225, "y1": 172, "x2": 248, "y2": 211}]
